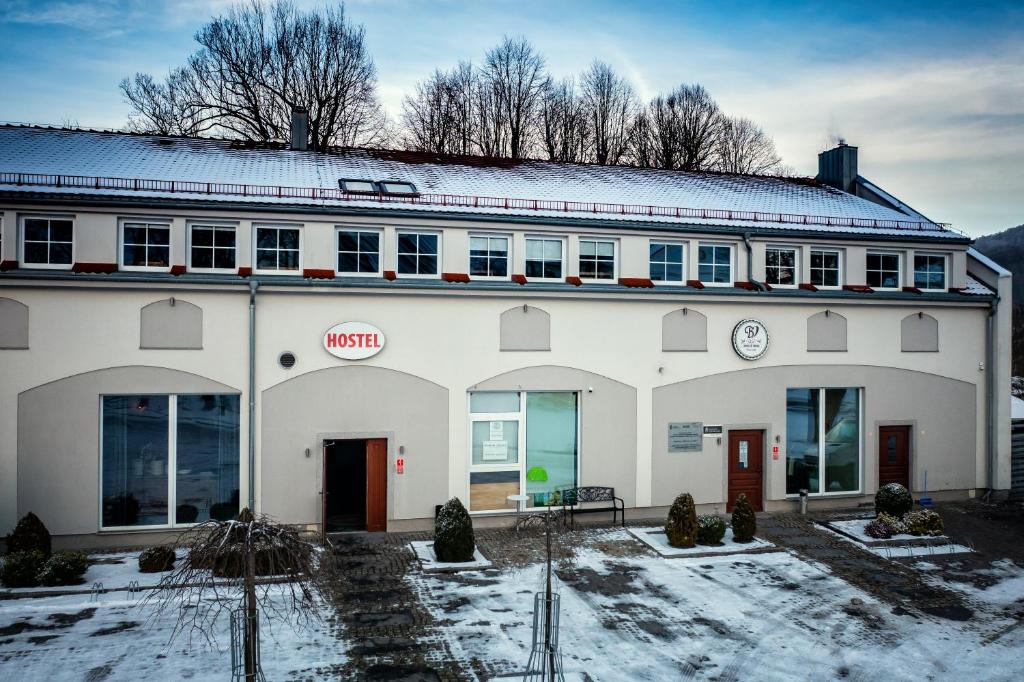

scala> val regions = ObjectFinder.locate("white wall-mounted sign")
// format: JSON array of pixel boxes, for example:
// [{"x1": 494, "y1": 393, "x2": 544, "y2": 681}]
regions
[
  {"x1": 668, "y1": 422, "x2": 703, "y2": 452},
  {"x1": 323, "y1": 321, "x2": 385, "y2": 360},
  {"x1": 732, "y1": 318, "x2": 769, "y2": 360}
]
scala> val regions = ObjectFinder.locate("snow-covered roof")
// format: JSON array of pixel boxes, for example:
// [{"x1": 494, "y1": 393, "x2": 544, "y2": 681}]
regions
[
  {"x1": 0, "y1": 125, "x2": 961, "y2": 239},
  {"x1": 962, "y1": 275, "x2": 995, "y2": 295},
  {"x1": 1012, "y1": 395, "x2": 1024, "y2": 420}
]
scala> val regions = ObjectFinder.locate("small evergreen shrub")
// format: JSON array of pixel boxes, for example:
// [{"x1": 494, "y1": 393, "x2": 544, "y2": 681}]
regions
[
  {"x1": 864, "y1": 512, "x2": 905, "y2": 539},
  {"x1": 5, "y1": 512, "x2": 52, "y2": 557},
  {"x1": 0, "y1": 550, "x2": 46, "y2": 588},
  {"x1": 903, "y1": 509, "x2": 944, "y2": 536},
  {"x1": 433, "y1": 497, "x2": 475, "y2": 562},
  {"x1": 696, "y1": 514, "x2": 726, "y2": 545},
  {"x1": 730, "y1": 494, "x2": 757, "y2": 543},
  {"x1": 665, "y1": 493, "x2": 698, "y2": 548},
  {"x1": 875, "y1": 483, "x2": 913, "y2": 518},
  {"x1": 139, "y1": 546, "x2": 176, "y2": 573},
  {"x1": 37, "y1": 551, "x2": 90, "y2": 586}
]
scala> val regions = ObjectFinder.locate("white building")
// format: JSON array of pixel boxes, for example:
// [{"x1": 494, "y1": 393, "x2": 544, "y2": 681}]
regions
[{"x1": 0, "y1": 122, "x2": 1012, "y2": 546}]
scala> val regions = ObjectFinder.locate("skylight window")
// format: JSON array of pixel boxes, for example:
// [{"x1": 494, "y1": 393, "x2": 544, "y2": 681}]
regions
[
  {"x1": 380, "y1": 181, "x2": 418, "y2": 195},
  {"x1": 339, "y1": 179, "x2": 377, "y2": 193}
]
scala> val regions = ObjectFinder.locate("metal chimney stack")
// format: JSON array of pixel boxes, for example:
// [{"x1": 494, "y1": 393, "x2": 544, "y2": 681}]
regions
[
  {"x1": 817, "y1": 142, "x2": 858, "y2": 193},
  {"x1": 290, "y1": 106, "x2": 309, "y2": 151}
]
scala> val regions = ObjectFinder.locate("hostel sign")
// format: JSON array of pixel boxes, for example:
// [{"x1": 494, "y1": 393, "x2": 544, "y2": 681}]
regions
[{"x1": 323, "y1": 321, "x2": 385, "y2": 360}]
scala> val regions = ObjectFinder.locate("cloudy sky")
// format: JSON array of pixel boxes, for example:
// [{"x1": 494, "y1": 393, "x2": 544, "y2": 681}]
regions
[{"x1": 0, "y1": 0, "x2": 1021, "y2": 236}]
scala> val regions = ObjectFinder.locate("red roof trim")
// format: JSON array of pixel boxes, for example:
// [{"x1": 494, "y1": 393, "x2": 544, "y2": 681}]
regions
[
  {"x1": 383, "y1": 270, "x2": 396, "y2": 281},
  {"x1": 512, "y1": 274, "x2": 528, "y2": 285},
  {"x1": 619, "y1": 277, "x2": 654, "y2": 288},
  {"x1": 0, "y1": 260, "x2": 18, "y2": 271},
  {"x1": 686, "y1": 279, "x2": 705, "y2": 289},
  {"x1": 565, "y1": 276, "x2": 583, "y2": 286},
  {"x1": 734, "y1": 280, "x2": 759, "y2": 291},
  {"x1": 902, "y1": 286, "x2": 923, "y2": 294},
  {"x1": 799, "y1": 283, "x2": 818, "y2": 292},
  {"x1": 843, "y1": 284, "x2": 874, "y2": 293},
  {"x1": 72, "y1": 262, "x2": 117, "y2": 274},
  {"x1": 237, "y1": 266, "x2": 252, "y2": 277},
  {"x1": 170, "y1": 264, "x2": 187, "y2": 276},
  {"x1": 303, "y1": 268, "x2": 336, "y2": 280},
  {"x1": 442, "y1": 272, "x2": 471, "y2": 283}
]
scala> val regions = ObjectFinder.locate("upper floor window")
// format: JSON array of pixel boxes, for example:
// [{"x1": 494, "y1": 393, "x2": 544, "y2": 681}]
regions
[
  {"x1": 22, "y1": 216, "x2": 73, "y2": 268},
  {"x1": 765, "y1": 247, "x2": 797, "y2": 287},
  {"x1": 190, "y1": 223, "x2": 236, "y2": 271},
  {"x1": 337, "y1": 229, "x2": 380, "y2": 274},
  {"x1": 397, "y1": 231, "x2": 439, "y2": 276},
  {"x1": 578, "y1": 239, "x2": 615, "y2": 280},
  {"x1": 469, "y1": 235, "x2": 509, "y2": 278},
  {"x1": 698, "y1": 243, "x2": 732, "y2": 284},
  {"x1": 525, "y1": 236, "x2": 564, "y2": 279},
  {"x1": 649, "y1": 242, "x2": 685, "y2": 283},
  {"x1": 914, "y1": 254, "x2": 946, "y2": 290},
  {"x1": 120, "y1": 221, "x2": 171, "y2": 270},
  {"x1": 810, "y1": 248, "x2": 841, "y2": 287},
  {"x1": 866, "y1": 251, "x2": 901, "y2": 289},
  {"x1": 254, "y1": 224, "x2": 301, "y2": 273}
]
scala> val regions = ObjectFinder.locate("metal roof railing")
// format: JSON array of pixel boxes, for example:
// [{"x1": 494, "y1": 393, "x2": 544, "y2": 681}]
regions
[{"x1": 0, "y1": 171, "x2": 953, "y2": 232}]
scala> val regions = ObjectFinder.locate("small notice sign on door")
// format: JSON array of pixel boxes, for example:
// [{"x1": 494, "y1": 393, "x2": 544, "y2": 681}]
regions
[{"x1": 739, "y1": 441, "x2": 749, "y2": 468}]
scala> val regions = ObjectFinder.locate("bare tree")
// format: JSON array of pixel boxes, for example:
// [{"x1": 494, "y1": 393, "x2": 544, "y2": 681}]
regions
[
  {"x1": 121, "y1": 0, "x2": 387, "y2": 148},
  {"x1": 480, "y1": 36, "x2": 547, "y2": 158},
  {"x1": 715, "y1": 116, "x2": 783, "y2": 175},
  {"x1": 581, "y1": 61, "x2": 636, "y2": 165},
  {"x1": 401, "y1": 62, "x2": 476, "y2": 155},
  {"x1": 630, "y1": 84, "x2": 722, "y2": 171},
  {"x1": 538, "y1": 77, "x2": 589, "y2": 163}
]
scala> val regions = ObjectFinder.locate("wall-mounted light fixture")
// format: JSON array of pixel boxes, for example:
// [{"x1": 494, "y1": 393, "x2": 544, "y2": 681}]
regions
[{"x1": 304, "y1": 447, "x2": 311, "y2": 458}]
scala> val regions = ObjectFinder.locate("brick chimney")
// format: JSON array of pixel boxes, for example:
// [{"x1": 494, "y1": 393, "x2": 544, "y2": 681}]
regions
[
  {"x1": 290, "y1": 106, "x2": 309, "y2": 151},
  {"x1": 817, "y1": 142, "x2": 858, "y2": 193}
]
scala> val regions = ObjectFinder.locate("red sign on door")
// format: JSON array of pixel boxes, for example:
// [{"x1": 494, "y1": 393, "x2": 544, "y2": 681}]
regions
[
  {"x1": 396, "y1": 458, "x2": 405, "y2": 474},
  {"x1": 772, "y1": 445, "x2": 779, "y2": 460}
]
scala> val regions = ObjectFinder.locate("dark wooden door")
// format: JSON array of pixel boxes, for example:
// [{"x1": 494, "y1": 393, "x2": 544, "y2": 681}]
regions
[
  {"x1": 727, "y1": 430, "x2": 764, "y2": 512},
  {"x1": 365, "y1": 439, "x2": 388, "y2": 532},
  {"x1": 878, "y1": 426, "x2": 911, "y2": 490}
]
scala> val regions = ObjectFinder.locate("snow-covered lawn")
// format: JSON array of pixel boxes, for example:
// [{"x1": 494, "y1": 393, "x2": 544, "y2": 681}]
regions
[
  {"x1": 0, "y1": 551, "x2": 182, "y2": 597},
  {"x1": 408, "y1": 531, "x2": 1023, "y2": 681},
  {"x1": 824, "y1": 518, "x2": 952, "y2": 546},
  {"x1": 409, "y1": 540, "x2": 493, "y2": 572},
  {"x1": 0, "y1": 589, "x2": 344, "y2": 680},
  {"x1": 627, "y1": 525, "x2": 774, "y2": 557}
]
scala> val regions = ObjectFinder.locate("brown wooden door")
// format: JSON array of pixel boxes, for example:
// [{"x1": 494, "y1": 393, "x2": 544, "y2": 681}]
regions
[
  {"x1": 878, "y1": 426, "x2": 911, "y2": 490},
  {"x1": 727, "y1": 430, "x2": 764, "y2": 512},
  {"x1": 365, "y1": 439, "x2": 388, "y2": 532}
]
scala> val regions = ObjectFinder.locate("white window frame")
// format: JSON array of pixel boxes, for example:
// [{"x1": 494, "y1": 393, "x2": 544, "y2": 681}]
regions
[
  {"x1": 809, "y1": 248, "x2": 843, "y2": 289},
  {"x1": 98, "y1": 393, "x2": 241, "y2": 531},
  {"x1": 913, "y1": 252, "x2": 948, "y2": 291},
  {"x1": 865, "y1": 250, "x2": 902, "y2": 291},
  {"x1": 469, "y1": 232, "x2": 512, "y2": 281},
  {"x1": 118, "y1": 219, "x2": 172, "y2": 272},
  {"x1": 19, "y1": 214, "x2": 75, "y2": 270},
  {"x1": 764, "y1": 245, "x2": 799, "y2": 288},
  {"x1": 187, "y1": 221, "x2": 238, "y2": 274},
  {"x1": 336, "y1": 226, "x2": 383, "y2": 276},
  {"x1": 396, "y1": 230, "x2": 442, "y2": 279},
  {"x1": 466, "y1": 391, "x2": 582, "y2": 515},
  {"x1": 252, "y1": 223, "x2": 303, "y2": 275},
  {"x1": 785, "y1": 387, "x2": 863, "y2": 498},
  {"x1": 524, "y1": 235, "x2": 566, "y2": 282},
  {"x1": 649, "y1": 239, "x2": 687, "y2": 285},
  {"x1": 577, "y1": 237, "x2": 618, "y2": 283},
  {"x1": 697, "y1": 242, "x2": 734, "y2": 287}
]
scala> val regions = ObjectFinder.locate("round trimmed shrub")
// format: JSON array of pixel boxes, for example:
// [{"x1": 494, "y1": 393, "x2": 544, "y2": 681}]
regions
[
  {"x1": 5, "y1": 512, "x2": 52, "y2": 557},
  {"x1": 875, "y1": 483, "x2": 912, "y2": 518},
  {"x1": 665, "y1": 493, "x2": 698, "y2": 548},
  {"x1": 37, "y1": 551, "x2": 90, "y2": 587},
  {"x1": 731, "y1": 494, "x2": 757, "y2": 543},
  {"x1": 696, "y1": 514, "x2": 726, "y2": 545},
  {"x1": 1, "y1": 550, "x2": 46, "y2": 588},
  {"x1": 434, "y1": 497, "x2": 475, "y2": 562},
  {"x1": 903, "y1": 509, "x2": 944, "y2": 536},
  {"x1": 139, "y1": 546, "x2": 176, "y2": 573}
]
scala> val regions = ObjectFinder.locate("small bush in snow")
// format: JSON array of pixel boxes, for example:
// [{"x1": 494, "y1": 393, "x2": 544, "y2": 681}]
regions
[
  {"x1": 875, "y1": 483, "x2": 912, "y2": 518},
  {"x1": 5, "y1": 512, "x2": 52, "y2": 557},
  {"x1": 696, "y1": 514, "x2": 726, "y2": 545},
  {"x1": 864, "y1": 512, "x2": 905, "y2": 539},
  {"x1": 37, "y1": 551, "x2": 90, "y2": 586},
  {"x1": 665, "y1": 493, "x2": 698, "y2": 548},
  {"x1": 139, "y1": 546, "x2": 176, "y2": 573},
  {"x1": 730, "y1": 494, "x2": 757, "y2": 543},
  {"x1": 0, "y1": 550, "x2": 46, "y2": 588},
  {"x1": 903, "y1": 509, "x2": 944, "y2": 536},
  {"x1": 434, "y1": 497, "x2": 475, "y2": 562}
]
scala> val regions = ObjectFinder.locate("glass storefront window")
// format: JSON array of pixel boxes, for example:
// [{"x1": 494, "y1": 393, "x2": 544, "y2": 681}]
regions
[
  {"x1": 470, "y1": 392, "x2": 520, "y2": 413},
  {"x1": 471, "y1": 420, "x2": 520, "y2": 466},
  {"x1": 786, "y1": 387, "x2": 861, "y2": 495},
  {"x1": 525, "y1": 393, "x2": 578, "y2": 507},
  {"x1": 101, "y1": 393, "x2": 240, "y2": 528}
]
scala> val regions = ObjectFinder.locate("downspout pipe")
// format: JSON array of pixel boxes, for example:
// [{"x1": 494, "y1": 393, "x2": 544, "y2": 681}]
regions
[
  {"x1": 742, "y1": 232, "x2": 768, "y2": 292},
  {"x1": 247, "y1": 280, "x2": 259, "y2": 512},
  {"x1": 986, "y1": 294, "x2": 999, "y2": 495}
]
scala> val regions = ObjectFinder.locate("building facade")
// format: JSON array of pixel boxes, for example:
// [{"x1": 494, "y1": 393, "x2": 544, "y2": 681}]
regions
[{"x1": 0, "y1": 125, "x2": 1012, "y2": 546}]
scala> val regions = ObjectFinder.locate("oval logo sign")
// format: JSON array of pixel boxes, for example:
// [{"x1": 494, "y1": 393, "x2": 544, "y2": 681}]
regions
[
  {"x1": 323, "y1": 322, "x2": 385, "y2": 360},
  {"x1": 732, "y1": 318, "x2": 769, "y2": 360}
]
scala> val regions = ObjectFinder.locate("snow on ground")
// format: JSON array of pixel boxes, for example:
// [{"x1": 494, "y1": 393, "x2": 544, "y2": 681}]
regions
[
  {"x1": 0, "y1": 588, "x2": 343, "y2": 680},
  {"x1": 817, "y1": 524, "x2": 972, "y2": 559},
  {"x1": 0, "y1": 551, "x2": 182, "y2": 596},
  {"x1": 915, "y1": 558, "x2": 1024, "y2": 607},
  {"x1": 409, "y1": 537, "x2": 1022, "y2": 681},
  {"x1": 825, "y1": 518, "x2": 951, "y2": 545},
  {"x1": 409, "y1": 540, "x2": 493, "y2": 572},
  {"x1": 628, "y1": 526, "x2": 774, "y2": 557}
]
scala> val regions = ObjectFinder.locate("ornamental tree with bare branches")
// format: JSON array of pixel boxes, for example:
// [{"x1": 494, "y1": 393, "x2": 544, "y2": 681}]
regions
[
  {"x1": 121, "y1": 0, "x2": 387, "y2": 148},
  {"x1": 631, "y1": 84, "x2": 723, "y2": 171},
  {"x1": 480, "y1": 36, "x2": 547, "y2": 159},
  {"x1": 539, "y1": 77, "x2": 590, "y2": 163},
  {"x1": 715, "y1": 116, "x2": 783, "y2": 174},
  {"x1": 401, "y1": 62, "x2": 476, "y2": 155},
  {"x1": 581, "y1": 61, "x2": 637, "y2": 166}
]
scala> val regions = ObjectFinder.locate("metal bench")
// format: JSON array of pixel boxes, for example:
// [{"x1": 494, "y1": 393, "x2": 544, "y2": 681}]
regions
[{"x1": 559, "y1": 486, "x2": 625, "y2": 527}]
